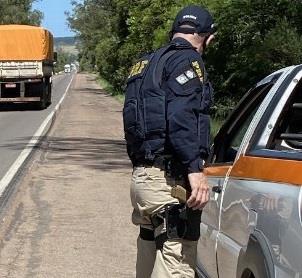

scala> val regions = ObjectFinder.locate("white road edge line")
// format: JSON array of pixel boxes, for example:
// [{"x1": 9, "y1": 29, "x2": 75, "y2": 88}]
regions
[{"x1": 0, "y1": 74, "x2": 75, "y2": 198}]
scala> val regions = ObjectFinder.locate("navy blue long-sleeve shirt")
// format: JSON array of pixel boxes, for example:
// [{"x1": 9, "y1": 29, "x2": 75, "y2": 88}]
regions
[{"x1": 162, "y1": 38, "x2": 213, "y2": 173}]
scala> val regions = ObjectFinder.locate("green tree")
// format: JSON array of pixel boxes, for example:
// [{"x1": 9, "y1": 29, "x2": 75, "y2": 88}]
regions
[
  {"x1": 54, "y1": 51, "x2": 77, "y2": 73},
  {"x1": 207, "y1": 0, "x2": 302, "y2": 103},
  {"x1": 68, "y1": 0, "x2": 302, "y2": 118},
  {"x1": 0, "y1": 0, "x2": 42, "y2": 25}
]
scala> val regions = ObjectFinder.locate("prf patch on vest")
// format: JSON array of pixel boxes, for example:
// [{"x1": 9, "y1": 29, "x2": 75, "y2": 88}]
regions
[
  {"x1": 175, "y1": 69, "x2": 197, "y2": 85},
  {"x1": 192, "y1": 61, "x2": 204, "y2": 82},
  {"x1": 128, "y1": 60, "x2": 149, "y2": 78}
]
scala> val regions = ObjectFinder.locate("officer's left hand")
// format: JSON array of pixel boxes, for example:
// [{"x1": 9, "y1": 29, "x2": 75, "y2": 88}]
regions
[{"x1": 187, "y1": 172, "x2": 210, "y2": 210}]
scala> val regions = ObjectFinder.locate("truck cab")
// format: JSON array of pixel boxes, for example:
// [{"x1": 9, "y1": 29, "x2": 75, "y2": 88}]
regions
[{"x1": 64, "y1": 64, "x2": 71, "y2": 74}]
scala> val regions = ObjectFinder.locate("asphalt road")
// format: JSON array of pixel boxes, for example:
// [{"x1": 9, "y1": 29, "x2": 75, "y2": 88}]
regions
[{"x1": 0, "y1": 73, "x2": 74, "y2": 180}]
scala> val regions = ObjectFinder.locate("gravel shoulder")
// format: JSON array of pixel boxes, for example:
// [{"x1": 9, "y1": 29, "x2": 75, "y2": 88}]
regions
[{"x1": 0, "y1": 73, "x2": 137, "y2": 278}]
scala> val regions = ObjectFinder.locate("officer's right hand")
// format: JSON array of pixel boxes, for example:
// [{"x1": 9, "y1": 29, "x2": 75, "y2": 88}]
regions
[{"x1": 187, "y1": 172, "x2": 209, "y2": 210}]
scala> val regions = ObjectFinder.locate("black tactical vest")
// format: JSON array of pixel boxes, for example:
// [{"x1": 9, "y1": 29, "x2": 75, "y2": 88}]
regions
[{"x1": 123, "y1": 43, "x2": 189, "y2": 164}]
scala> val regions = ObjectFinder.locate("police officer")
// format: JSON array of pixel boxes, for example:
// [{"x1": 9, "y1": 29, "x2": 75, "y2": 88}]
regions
[{"x1": 128, "y1": 5, "x2": 215, "y2": 278}]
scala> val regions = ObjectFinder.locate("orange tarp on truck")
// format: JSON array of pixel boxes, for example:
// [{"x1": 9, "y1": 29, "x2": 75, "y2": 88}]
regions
[{"x1": 0, "y1": 25, "x2": 54, "y2": 61}]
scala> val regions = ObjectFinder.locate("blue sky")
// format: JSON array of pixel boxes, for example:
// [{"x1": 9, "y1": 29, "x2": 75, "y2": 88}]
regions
[{"x1": 32, "y1": 0, "x2": 75, "y2": 37}]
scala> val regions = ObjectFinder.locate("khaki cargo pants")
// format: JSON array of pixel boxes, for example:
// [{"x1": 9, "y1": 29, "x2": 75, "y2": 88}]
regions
[{"x1": 130, "y1": 166, "x2": 198, "y2": 278}]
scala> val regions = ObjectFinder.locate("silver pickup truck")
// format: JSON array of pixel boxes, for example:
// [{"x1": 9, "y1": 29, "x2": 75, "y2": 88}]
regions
[{"x1": 197, "y1": 65, "x2": 302, "y2": 278}]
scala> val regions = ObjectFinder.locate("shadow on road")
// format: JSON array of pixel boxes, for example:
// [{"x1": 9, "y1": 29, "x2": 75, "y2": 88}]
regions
[
  {"x1": 0, "y1": 136, "x2": 131, "y2": 171},
  {"x1": 0, "y1": 103, "x2": 42, "y2": 112}
]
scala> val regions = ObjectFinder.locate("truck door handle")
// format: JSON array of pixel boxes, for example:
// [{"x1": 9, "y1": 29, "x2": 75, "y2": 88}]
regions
[{"x1": 212, "y1": 185, "x2": 222, "y2": 194}]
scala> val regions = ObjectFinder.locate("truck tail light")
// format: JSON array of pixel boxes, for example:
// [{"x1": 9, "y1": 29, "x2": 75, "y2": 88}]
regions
[{"x1": 5, "y1": 83, "x2": 16, "y2": 88}]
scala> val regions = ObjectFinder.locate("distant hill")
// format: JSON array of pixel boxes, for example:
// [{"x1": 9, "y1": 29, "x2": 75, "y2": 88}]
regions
[
  {"x1": 54, "y1": 37, "x2": 76, "y2": 45},
  {"x1": 54, "y1": 36, "x2": 78, "y2": 56}
]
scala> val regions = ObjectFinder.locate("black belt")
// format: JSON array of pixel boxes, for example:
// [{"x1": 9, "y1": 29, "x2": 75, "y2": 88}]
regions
[
  {"x1": 135, "y1": 156, "x2": 168, "y2": 170},
  {"x1": 135, "y1": 156, "x2": 187, "y2": 179}
]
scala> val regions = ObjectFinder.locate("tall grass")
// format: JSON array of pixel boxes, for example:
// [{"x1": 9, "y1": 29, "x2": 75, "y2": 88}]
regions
[
  {"x1": 211, "y1": 118, "x2": 223, "y2": 142},
  {"x1": 97, "y1": 76, "x2": 125, "y2": 103}
]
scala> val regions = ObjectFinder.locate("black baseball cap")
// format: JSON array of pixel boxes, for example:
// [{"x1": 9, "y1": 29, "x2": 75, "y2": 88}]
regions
[{"x1": 171, "y1": 5, "x2": 216, "y2": 35}]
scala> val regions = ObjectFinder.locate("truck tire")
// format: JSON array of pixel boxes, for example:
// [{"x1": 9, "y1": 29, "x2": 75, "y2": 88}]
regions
[
  {"x1": 38, "y1": 82, "x2": 47, "y2": 110},
  {"x1": 47, "y1": 81, "x2": 52, "y2": 106},
  {"x1": 237, "y1": 241, "x2": 270, "y2": 278}
]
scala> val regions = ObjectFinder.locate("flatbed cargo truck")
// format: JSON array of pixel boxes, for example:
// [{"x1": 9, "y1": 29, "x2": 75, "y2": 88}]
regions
[{"x1": 0, "y1": 25, "x2": 56, "y2": 109}]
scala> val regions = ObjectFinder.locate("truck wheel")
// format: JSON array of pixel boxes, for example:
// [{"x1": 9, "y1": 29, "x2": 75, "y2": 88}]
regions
[
  {"x1": 47, "y1": 83, "x2": 52, "y2": 106},
  {"x1": 38, "y1": 83, "x2": 47, "y2": 110},
  {"x1": 237, "y1": 241, "x2": 270, "y2": 278}
]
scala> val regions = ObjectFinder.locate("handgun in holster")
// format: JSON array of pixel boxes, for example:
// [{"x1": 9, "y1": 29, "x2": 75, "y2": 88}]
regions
[
  {"x1": 165, "y1": 203, "x2": 201, "y2": 241},
  {"x1": 171, "y1": 185, "x2": 190, "y2": 203},
  {"x1": 165, "y1": 203, "x2": 187, "y2": 239}
]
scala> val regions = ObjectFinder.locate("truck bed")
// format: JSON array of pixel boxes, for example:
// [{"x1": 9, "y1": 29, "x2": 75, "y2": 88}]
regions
[{"x1": 0, "y1": 61, "x2": 53, "y2": 79}]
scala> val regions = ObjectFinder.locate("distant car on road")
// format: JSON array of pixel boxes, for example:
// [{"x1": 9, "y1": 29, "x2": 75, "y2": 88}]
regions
[
  {"x1": 64, "y1": 64, "x2": 71, "y2": 73},
  {"x1": 197, "y1": 65, "x2": 302, "y2": 278}
]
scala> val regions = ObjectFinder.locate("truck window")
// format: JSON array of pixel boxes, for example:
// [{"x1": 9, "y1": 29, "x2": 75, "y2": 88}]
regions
[
  {"x1": 267, "y1": 79, "x2": 302, "y2": 151},
  {"x1": 247, "y1": 67, "x2": 302, "y2": 160},
  {"x1": 210, "y1": 82, "x2": 275, "y2": 164}
]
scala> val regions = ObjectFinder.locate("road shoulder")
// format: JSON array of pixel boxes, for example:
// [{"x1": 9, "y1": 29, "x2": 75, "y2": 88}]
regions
[{"x1": 0, "y1": 73, "x2": 136, "y2": 277}]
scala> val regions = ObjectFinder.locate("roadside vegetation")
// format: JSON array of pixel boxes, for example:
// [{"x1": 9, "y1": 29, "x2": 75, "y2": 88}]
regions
[
  {"x1": 96, "y1": 76, "x2": 125, "y2": 102},
  {"x1": 54, "y1": 51, "x2": 77, "y2": 73},
  {"x1": 54, "y1": 37, "x2": 79, "y2": 72},
  {"x1": 2, "y1": 0, "x2": 301, "y2": 131},
  {"x1": 0, "y1": 1, "x2": 78, "y2": 74},
  {"x1": 67, "y1": 0, "x2": 302, "y2": 126},
  {"x1": 0, "y1": 0, "x2": 42, "y2": 26}
]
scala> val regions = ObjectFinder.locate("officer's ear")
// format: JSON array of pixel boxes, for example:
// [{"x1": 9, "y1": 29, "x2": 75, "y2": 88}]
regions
[{"x1": 205, "y1": 34, "x2": 215, "y2": 46}]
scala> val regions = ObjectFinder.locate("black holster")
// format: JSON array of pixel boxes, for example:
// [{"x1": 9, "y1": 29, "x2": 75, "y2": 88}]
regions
[
  {"x1": 151, "y1": 204, "x2": 201, "y2": 249},
  {"x1": 166, "y1": 204, "x2": 201, "y2": 241}
]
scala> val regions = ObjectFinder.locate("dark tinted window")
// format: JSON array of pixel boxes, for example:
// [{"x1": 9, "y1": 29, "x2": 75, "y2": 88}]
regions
[
  {"x1": 267, "y1": 79, "x2": 302, "y2": 151},
  {"x1": 248, "y1": 67, "x2": 302, "y2": 161},
  {"x1": 210, "y1": 83, "x2": 274, "y2": 164}
]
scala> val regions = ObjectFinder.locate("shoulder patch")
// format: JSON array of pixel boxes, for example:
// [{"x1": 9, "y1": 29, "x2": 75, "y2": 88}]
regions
[
  {"x1": 176, "y1": 74, "x2": 189, "y2": 85},
  {"x1": 192, "y1": 61, "x2": 204, "y2": 82},
  {"x1": 184, "y1": 69, "x2": 196, "y2": 79},
  {"x1": 175, "y1": 69, "x2": 197, "y2": 85},
  {"x1": 128, "y1": 60, "x2": 149, "y2": 78}
]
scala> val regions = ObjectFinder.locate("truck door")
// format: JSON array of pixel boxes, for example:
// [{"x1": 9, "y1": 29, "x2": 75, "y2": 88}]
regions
[
  {"x1": 216, "y1": 66, "x2": 302, "y2": 278},
  {"x1": 197, "y1": 72, "x2": 283, "y2": 278}
]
